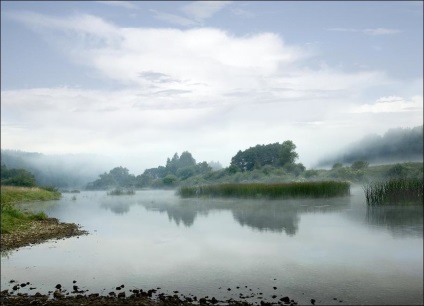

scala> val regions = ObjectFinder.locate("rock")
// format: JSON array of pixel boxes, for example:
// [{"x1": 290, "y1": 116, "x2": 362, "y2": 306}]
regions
[
  {"x1": 211, "y1": 297, "x2": 218, "y2": 304},
  {"x1": 116, "y1": 286, "x2": 121, "y2": 290},
  {"x1": 228, "y1": 288, "x2": 232, "y2": 291},
  {"x1": 199, "y1": 297, "x2": 207, "y2": 304},
  {"x1": 280, "y1": 296, "x2": 290, "y2": 304},
  {"x1": 108, "y1": 291, "x2": 116, "y2": 296},
  {"x1": 272, "y1": 295, "x2": 277, "y2": 299},
  {"x1": 311, "y1": 298, "x2": 316, "y2": 305},
  {"x1": 12, "y1": 285, "x2": 19, "y2": 291},
  {"x1": 53, "y1": 289, "x2": 64, "y2": 299},
  {"x1": 273, "y1": 286, "x2": 277, "y2": 290},
  {"x1": 73, "y1": 285, "x2": 79, "y2": 292},
  {"x1": 9, "y1": 280, "x2": 16, "y2": 283},
  {"x1": 73, "y1": 280, "x2": 77, "y2": 283},
  {"x1": 118, "y1": 292, "x2": 126, "y2": 298},
  {"x1": 55, "y1": 284, "x2": 62, "y2": 290}
]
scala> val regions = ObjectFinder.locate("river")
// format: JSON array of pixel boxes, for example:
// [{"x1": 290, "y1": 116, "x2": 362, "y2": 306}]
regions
[{"x1": 1, "y1": 186, "x2": 423, "y2": 305}]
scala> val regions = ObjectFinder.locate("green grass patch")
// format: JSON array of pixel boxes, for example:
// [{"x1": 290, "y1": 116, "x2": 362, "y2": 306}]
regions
[
  {"x1": 1, "y1": 186, "x2": 60, "y2": 234},
  {"x1": 178, "y1": 181, "x2": 350, "y2": 199},
  {"x1": 363, "y1": 178, "x2": 423, "y2": 206}
]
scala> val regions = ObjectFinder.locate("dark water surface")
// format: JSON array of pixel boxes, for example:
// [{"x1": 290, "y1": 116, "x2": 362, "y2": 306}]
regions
[{"x1": 1, "y1": 186, "x2": 423, "y2": 305}]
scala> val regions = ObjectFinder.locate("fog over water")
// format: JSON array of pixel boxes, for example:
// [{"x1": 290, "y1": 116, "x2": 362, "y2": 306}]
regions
[{"x1": 1, "y1": 187, "x2": 422, "y2": 305}]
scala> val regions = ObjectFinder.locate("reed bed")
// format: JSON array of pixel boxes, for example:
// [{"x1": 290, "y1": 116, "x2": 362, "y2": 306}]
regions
[
  {"x1": 363, "y1": 178, "x2": 423, "y2": 206},
  {"x1": 107, "y1": 188, "x2": 135, "y2": 196},
  {"x1": 178, "y1": 181, "x2": 350, "y2": 199}
]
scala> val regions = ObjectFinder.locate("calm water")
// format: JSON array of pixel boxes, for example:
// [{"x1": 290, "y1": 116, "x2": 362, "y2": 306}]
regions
[{"x1": 1, "y1": 186, "x2": 423, "y2": 305}]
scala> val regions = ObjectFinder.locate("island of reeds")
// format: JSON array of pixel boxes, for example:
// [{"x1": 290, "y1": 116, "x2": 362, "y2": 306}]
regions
[
  {"x1": 178, "y1": 181, "x2": 350, "y2": 199},
  {"x1": 363, "y1": 178, "x2": 423, "y2": 205}
]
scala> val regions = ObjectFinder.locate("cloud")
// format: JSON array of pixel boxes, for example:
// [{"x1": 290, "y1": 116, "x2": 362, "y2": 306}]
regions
[
  {"x1": 364, "y1": 28, "x2": 401, "y2": 35},
  {"x1": 150, "y1": 1, "x2": 231, "y2": 26},
  {"x1": 96, "y1": 1, "x2": 139, "y2": 10},
  {"x1": 181, "y1": 1, "x2": 231, "y2": 22},
  {"x1": 351, "y1": 95, "x2": 423, "y2": 113},
  {"x1": 149, "y1": 9, "x2": 198, "y2": 26},
  {"x1": 3, "y1": 11, "x2": 421, "y2": 170},
  {"x1": 327, "y1": 27, "x2": 401, "y2": 35}
]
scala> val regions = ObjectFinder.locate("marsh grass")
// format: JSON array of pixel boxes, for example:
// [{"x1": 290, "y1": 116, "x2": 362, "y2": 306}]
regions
[
  {"x1": 363, "y1": 178, "x2": 423, "y2": 206},
  {"x1": 178, "y1": 181, "x2": 350, "y2": 199},
  {"x1": 1, "y1": 186, "x2": 59, "y2": 233},
  {"x1": 107, "y1": 188, "x2": 135, "y2": 196}
]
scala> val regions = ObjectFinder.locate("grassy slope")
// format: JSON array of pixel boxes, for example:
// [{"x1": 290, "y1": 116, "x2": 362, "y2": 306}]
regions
[{"x1": 1, "y1": 186, "x2": 61, "y2": 234}]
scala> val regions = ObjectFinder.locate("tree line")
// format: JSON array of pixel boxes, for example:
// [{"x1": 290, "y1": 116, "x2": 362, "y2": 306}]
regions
[{"x1": 85, "y1": 141, "x2": 304, "y2": 190}]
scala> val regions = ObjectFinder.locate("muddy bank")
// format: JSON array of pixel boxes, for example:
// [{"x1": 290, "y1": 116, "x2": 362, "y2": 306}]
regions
[
  {"x1": 0, "y1": 287, "x2": 300, "y2": 306},
  {"x1": 1, "y1": 218, "x2": 87, "y2": 252}
]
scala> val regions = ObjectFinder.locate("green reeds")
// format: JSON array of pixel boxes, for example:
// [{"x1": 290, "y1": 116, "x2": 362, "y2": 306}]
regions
[
  {"x1": 363, "y1": 178, "x2": 423, "y2": 205},
  {"x1": 178, "y1": 181, "x2": 350, "y2": 199},
  {"x1": 107, "y1": 188, "x2": 135, "y2": 196}
]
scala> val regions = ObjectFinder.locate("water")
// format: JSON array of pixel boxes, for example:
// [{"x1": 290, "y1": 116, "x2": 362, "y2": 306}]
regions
[{"x1": 1, "y1": 186, "x2": 423, "y2": 305}]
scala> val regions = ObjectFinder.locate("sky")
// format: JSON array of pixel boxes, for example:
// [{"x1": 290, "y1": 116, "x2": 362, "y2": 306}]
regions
[{"x1": 1, "y1": 1, "x2": 423, "y2": 174}]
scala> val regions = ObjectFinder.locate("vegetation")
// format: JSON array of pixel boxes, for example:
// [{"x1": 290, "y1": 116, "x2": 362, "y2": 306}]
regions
[
  {"x1": 107, "y1": 187, "x2": 135, "y2": 195},
  {"x1": 230, "y1": 141, "x2": 301, "y2": 171},
  {"x1": 363, "y1": 178, "x2": 423, "y2": 206},
  {"x1": 178, "y1": 181, "x2": 350, "y2": 199},
  {"x1": 1, "y1": 186, "x2": 61, "y2": 234},
  {"x1": 1, "y1": 164, "x2": 36, "y2": 187}
]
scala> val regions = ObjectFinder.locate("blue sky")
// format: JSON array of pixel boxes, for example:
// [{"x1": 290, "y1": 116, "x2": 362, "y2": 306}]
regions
[{"x1": 1, "y1": 1, "x2": 423, "y2": 172}]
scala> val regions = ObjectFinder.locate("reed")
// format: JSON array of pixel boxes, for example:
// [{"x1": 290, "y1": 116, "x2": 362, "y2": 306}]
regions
[
  {"x1": 363, "y1": 178, "x2": 423, "y2": 205},
  {"x1": 107, "y1": 188, "x2": 135, "y2": 196},
  {"x1": 178, "y1": 181, "x2": 350, "y2": 199}
]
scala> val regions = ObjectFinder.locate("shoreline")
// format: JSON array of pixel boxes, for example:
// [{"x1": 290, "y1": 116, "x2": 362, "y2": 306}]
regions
[
  {"x1": 0, "y1": 217, "x2": 87, "y2": 252},
  {"x1": 0, "y1": 286, "x2": 300, "y2": 306}
]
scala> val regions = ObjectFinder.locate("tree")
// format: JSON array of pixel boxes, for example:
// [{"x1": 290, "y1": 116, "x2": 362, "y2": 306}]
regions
[
  {"x1": 230, "y1": 141, "x2": 299, "y2": 171},
  {"x1": 1, "y1": 164, "x2": 37, "y2": 187},
  {"x1": 351, "y1": 160, "x2": 369, "y2": 170}
]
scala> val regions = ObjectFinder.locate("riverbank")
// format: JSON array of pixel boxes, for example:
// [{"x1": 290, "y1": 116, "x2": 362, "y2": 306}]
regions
[
  {"x1": 1, "y1": 217, "x2": 87, "y2": 251},
  {"x1": 0, "y1": 286, "x2": 299, "y2": 306},
  {"x1": 1, "y1": 186, "x2": 87, "y2": 251}
]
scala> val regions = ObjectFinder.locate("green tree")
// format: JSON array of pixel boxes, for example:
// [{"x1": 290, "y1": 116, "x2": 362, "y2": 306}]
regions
[
  {"x1": 1, "y1": 164, "x2": 37, "y2": 187},
  {"x1": 351, "y1": 160, "x2": 369, "y2": 170},
  {"x1": 230, "y1": 141, "x2": 299, "y2": 171}
]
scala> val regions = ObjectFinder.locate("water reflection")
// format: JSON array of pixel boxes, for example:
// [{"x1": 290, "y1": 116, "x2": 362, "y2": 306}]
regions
[
  {"x1": 100, "y1": 193, "x2": 351, "y2": 236},
  {"x1": 366, "y1": 205, "x2": 423, "y2": 237}
]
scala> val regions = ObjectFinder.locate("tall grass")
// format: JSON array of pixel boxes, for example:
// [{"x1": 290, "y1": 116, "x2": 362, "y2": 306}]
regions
[
  {"x1": 363, "y1": 178, "x2": 423, "y2": 206},
  {"x1": 178, "y1": 181, "x2": 350, "y2": 199},
  {"x1": 107, "y1": 188, "x2": 135, "y2": 195},
  {"x1": 1, "y1": 186, "x2": 59, "y2": 233}
]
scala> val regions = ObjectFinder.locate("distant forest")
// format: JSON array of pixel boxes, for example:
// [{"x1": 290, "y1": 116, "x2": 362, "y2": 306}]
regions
[
  {"x1": 1, "y1": 125, "x2": 422, "y2": 189},
  {"x1": 318, "y1": 125, "x2": 423, "y2": 167}
]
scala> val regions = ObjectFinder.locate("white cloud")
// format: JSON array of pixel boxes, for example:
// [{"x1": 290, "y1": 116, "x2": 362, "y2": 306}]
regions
[
  {"x1": 327, "y1": 27, "x2": 401, "y2": 35},
  {"x1": 364, "y1": 28, "x2": 401, "y2": 35},
  {"x1": 96, "y1": 1, "x2": 139, "y2": 10},
  {"x1": 351, "y1": 95, "x2": 423, "y2": 113},
  {"x1": 181, "y1": 1, "x2": 231, "y2": 22},
  {"x1": 3, "y1": 11, "x2": 421, "y2": 170},
  {"x1": 149, "y1": 9, "x2": 198, "y2": 26}
]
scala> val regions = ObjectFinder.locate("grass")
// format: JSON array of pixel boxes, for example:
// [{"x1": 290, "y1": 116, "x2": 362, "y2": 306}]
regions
[
  {"x1": 178, "y1": 181, "x2": 350, "y2": 199},
  {"x1": 107, "y1": 188, "x2": 135, "y2": 195},
  {"x1": 363, "y1": 178, "x2": 423, "y2": 206},
  {"x1": 1, "y1": 186, "x2": 61, "y2": 234}
]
